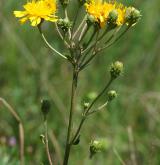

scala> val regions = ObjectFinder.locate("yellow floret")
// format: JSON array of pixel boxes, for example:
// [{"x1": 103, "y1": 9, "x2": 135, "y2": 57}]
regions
[
  {"x1": 85, "y1": 0, "x2": 126, "y2": 28},
  {"x1": 14, "y1": 0, "x2": 57, "y2": 26}
]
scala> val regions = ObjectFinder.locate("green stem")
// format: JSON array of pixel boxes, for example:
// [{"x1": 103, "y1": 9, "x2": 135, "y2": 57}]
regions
[
  {"x1": 71, "y1": 5, "x2": 82, "y2": 39},
  {"x1": 44, "y1": 119, "x2": 53, "y2": 165},
  {"x1": 71, "y1": 78, "x2": 113, "y2": 145},
  {"x1": 85, "y1": 78, "x2": 113, "y2": 114},
  {"x1": 71, "y1": 117, "x2": 86, "y2": 144},
  {"x1": 79, "y1": 31, "x2": 100, "y2": 70},
  {"x1": 72, "y1": 15, "x2": 87, "y2": 39},
  {"x1": 38, "y1": 26, "x2": 67, "y2": 59},
  {"x1": 63, "y1": 65, "x2": 78, "y2": 165},
  {"x1": 98, "y1": 26, "x2": 131, "y2": 53},
  {"x1": 78, "y1": 23, "x2": 88, "y2": 43},
  {"x1": 84, "y1": 28, "x2": 97, "y2": 49},
  {"x1": 87, "y1": 100, "x2": 108, "y2": 116}
]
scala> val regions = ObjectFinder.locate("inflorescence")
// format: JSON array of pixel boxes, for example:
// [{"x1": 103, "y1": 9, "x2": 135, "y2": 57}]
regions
[{"x1": 14, "y1": 0, "x2": 141, "y2": 28}]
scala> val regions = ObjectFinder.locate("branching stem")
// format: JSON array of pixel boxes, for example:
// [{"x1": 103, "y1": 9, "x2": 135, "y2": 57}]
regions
[{"x1": 71, "y1": 78, "x2": 113, "y2": 145}]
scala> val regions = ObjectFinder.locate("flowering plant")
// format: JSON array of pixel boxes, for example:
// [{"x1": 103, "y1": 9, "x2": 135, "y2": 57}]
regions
[{"x1": 13, "y1": 0, "x2": 141, "y2": 164}]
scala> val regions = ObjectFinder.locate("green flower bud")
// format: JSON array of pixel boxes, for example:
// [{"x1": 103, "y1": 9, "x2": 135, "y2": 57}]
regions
[
  {"x1": 87, "y1": 92, "x2": 97, "y2": 101},
  {"x1": 84, "y1": 102, "x2": 90, "y2": 109},
  {"x1": 41, "y1": 99, "x2": 51, "y2": 117},
  {"x1": 110, "y1": 61, "x2": 123, "y2": 79},
  {"x1": 108, "y1": 10, "x2": 118, "y2": 24},
  {"x1": 57, "y1": 18, "x2": 72, "y2": 33},
  {"x1": 86, "y1": 14, "x2": 96, "y2": 26},
  {"x1": 107, "y1": 90, "x2": 117, "y2": 101},
  {"x1": 89, "y1": 139, "x2": 108, "y2": 158},
  {"x1": 107, "y1": 10, "x2": 118, "y2": 29},
  {"x1": 125, "y1": 7, "x2": 141, "y2": 26},
  {"x1": 40, "y1": 134, "x2": 45, "y2": 144}
]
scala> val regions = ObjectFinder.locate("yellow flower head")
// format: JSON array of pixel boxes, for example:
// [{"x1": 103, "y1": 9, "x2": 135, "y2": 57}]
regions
[
  {"x1": 14, "y1": 0, "x2": 58, "y2": 26},
  {"x1": 115, "y1": 3, "x2": 126, "y2": 26},
  {"x1": 85, "y1": 0, "x2": 126, "y2": 28}
]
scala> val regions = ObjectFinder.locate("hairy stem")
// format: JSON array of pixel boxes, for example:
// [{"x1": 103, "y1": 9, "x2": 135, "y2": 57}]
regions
[{"x1": 63, "y1": 65, "x2": 78, "y2": 165}]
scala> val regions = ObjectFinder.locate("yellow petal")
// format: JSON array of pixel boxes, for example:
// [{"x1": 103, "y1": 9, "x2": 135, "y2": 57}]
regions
[
  {"x1": 44, "y1": 16, "x2": 57, "y2": 22},
  {"x1": 99, "y1": 15, "x2": 104, "y2": 22},
  {"x1": 13, "y1": 11, "x2": 27, "y2": 18},
  {"x1": 20, "y1": 17, "x2": 28, "y2": 24},
  {"x1": 30, "y1": 17, "x2": 41, "y2": 26}
]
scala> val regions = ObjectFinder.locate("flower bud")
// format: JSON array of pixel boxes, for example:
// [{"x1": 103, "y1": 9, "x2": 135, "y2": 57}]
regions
[
  {"x1": 125, "y1": 7, "x2": 141, "y2": 26},
  {"x1": 108, "y1": 10, "x2": 118, "y2": 24},
  {"x1": 89, "y1": 139, "x2": 108, "y2": 158},
  {"x1": 57, "y1": 18, "x2": 72, "y2": 33},
  {"x1": 107, "y1": 90, "x2": 117, "y2": 101},
  {"x1": 83, "y1": 102, "x2": 89, "y2": 109},
  {"x1": 87, "y1": 92, "x2": 97, "y2": 101},
  {"x1": 41, "y1": 99, "x2": 51, "y2": 117},
  {"x1": 86, "y1": 14, "x2": 96, "y2": 26},
  {"x1": 40, "y1": 134, "x2": 45, "y2": 144},
  {"x1": 107, "y1": 10, "x2": 118, "y2": 29},
  {"x1": 110, "y1": 61, "x2": 123, "y2": 79}
]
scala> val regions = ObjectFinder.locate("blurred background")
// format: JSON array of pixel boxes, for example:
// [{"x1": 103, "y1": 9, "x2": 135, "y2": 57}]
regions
[{"x1": 0, "y1": 0, "x2": 160, "y2": 164}]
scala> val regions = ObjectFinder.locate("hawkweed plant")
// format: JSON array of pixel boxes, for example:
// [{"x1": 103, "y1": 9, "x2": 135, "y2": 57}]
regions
[{"x1": 13, "y1": 0, "x2": 141, "y2": 164}]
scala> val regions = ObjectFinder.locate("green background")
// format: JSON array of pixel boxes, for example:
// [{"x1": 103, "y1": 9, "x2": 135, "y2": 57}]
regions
[{"x1": 0, "y1": 0, "x2": 160, "y2": 164}]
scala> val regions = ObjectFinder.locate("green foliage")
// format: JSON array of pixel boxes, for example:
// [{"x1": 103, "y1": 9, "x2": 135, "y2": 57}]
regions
[{"x1": 0, "y1": 0, "x2": 160, "y2": 164}]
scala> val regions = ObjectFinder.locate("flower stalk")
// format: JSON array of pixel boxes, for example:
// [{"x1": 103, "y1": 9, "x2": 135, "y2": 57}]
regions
[
  {"x1": 44, "y1": 119, "x2": 53, "y2": 165},
  {"x1": 41, "y1": 99, "x2": 53, "y2": 165},
  {"x1": 71, "y1": 77, "x2": 114, "y2": 146},
  {"x1": 38, "y1": 25, "x2": 67, "y2": 59},
  {"x1": 63, "y1": 64, "x2": 79, "y2": 165}
]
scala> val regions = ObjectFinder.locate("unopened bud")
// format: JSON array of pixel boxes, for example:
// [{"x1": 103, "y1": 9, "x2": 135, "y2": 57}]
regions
[
  {"x1": 107, "y1": 90, "x2": 117, "y2": 101},
  {"x1": 108, "y1": 10, "x2": 118, "y2": 24},
  {"x1": 41, "y1": 99, "x2": 51, "y2": 117},
  {"x1": 40, "y1": 134, "x2": 45, "y2": 144},
  {"x1": 107, "y1": 10, "x2": 118, "y2": 29},
  {"x1": 87, "y1": 92, "x2": 97, "y2": 101},
  {"x1": 84, "y1": 102, "x2": 89, "y2": 109},
  {"x1": 110, "y1": 61, "x2": 123, "y2": 79},
  {"x1": 89, "y1": 139, "x2": 108, "y2": 158},
  {"x1": 57, "y1": 18, "x2": 72, "y2": 33},
  {"x1": 125, "y1": 7, "x2": 141, "y2": 26},
  {"x1": 86, "y1": 14, "x2": 96, "y2": 26}
]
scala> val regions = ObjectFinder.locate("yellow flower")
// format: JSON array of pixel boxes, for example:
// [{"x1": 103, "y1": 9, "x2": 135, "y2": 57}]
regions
[
  {"x1": 14, "y1": 0, "x2": 58, "y2": 26},
  {"x1": 115, "y1": 3, "x2": 126, "y2": 26},
  {"x1": 85, "y1": 0, "x2": 126, "y2": 28}
]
